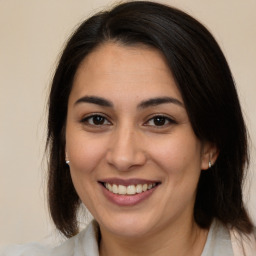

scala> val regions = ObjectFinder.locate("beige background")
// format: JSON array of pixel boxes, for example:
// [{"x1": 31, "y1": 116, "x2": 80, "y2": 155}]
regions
[{"x1": 0, "y1": 0, "x2": 255, "y2": 246}]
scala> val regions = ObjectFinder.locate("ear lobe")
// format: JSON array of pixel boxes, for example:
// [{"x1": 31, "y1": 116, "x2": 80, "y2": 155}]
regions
[{"x1": 201, "y1": 143, "x2": 219, "y2": 170}]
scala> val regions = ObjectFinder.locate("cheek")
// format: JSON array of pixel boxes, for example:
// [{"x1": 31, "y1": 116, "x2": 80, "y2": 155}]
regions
[
  {"x1": 149, "y1": 131, "x2": 202, "y2": 175},
  {"x1": 66, "y1": 133, "x2": 108, "y2": 209},
  {"x1": 66, "y1": 130, "x2": 107, "y2": 181},
  {"x1": 149, "y1": 132, "x2": 202, "y2": 215}
]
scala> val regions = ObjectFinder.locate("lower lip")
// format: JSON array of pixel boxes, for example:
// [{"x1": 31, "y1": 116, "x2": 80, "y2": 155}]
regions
[{"x1": 101, "y1": 185, "x2": 158, "y2": 206}]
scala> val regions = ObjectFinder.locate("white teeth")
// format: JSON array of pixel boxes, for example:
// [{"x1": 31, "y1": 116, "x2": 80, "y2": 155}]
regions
[
  {"x1": 112, "y1": 184, "x2": 118, "y2": 194},
  {"x1": 106, "y1": 183, "x2": 112, "y2": 192},
  {"x1": 142, "y1": 184, "x2": 148, "y2": 192},
  {"x1": 104, "y1": 182, "x2": 157, "y2": 195},
  {"x1": 136, "y1": 184, "x2": 143, "y2": 193},
  {"x1": 118, "y1": 185, "x2": 127, "y2": 195},
  {"x1": 127, "y1": 185, "x2": 136, "y2": 195}
]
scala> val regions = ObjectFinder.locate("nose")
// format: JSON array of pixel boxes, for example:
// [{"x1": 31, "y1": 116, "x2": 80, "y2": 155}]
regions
[{"x1": 106, "y1": 125, "x2": 147, "y2": 171}]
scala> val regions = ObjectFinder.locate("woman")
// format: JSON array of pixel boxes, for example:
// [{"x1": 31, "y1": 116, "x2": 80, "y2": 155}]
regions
[{"x1": 2, "y1": 1, "x2": 255, "y2": 255}]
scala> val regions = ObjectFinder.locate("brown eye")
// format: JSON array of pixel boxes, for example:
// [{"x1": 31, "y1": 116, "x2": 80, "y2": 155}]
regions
[
  {"x1": 82, "y1": 115, "x2": 111, "y2": 126},
  {"x1": 91, "y1": 115, "x2": 105, "y2": 125},
  {"x1": 153, "y1": 116, "x2": 167, "y2": 126},
  {"x1": 145, "y1": 115, "x2": 176, "y2": 127}
]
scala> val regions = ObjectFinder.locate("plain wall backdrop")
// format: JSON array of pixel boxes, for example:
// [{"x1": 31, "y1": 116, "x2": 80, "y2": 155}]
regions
[{"x1": 0, "y1": 0, "x2": 255, "y2": 246}]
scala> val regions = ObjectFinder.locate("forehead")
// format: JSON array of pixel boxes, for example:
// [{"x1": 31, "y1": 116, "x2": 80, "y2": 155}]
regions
[{"x1": 70, "y1": 42, "x2": 183, "y2": 104}]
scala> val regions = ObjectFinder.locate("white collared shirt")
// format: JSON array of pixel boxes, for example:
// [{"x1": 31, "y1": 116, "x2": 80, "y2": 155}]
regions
[{"x1": 1, "y1": 220, "x2": 255, "y2": 255}]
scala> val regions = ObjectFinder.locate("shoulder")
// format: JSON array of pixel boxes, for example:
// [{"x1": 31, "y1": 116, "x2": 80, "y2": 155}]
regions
[
  {"x1": 230, "y1": 226, "x2": 256, "y2": 255},
  {"x1": 202, "y1": 220, "x2": 256, "y2": 256},
  {"x1": 202, "y1": 220, "x2": 234, "y2": 256},
  {"x1": 0, "y1": 243, "x2": 51, "y2": 256},
  {"x1": 0, "y1": 221, "x2": 100, "y2": 256},
  {"x1": 52, "y1": 220, "x2": 99, "y2": 255}
]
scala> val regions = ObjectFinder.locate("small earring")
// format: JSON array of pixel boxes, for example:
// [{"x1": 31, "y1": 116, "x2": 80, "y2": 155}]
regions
[
  {"x1": 208, "y1": 153, "x2": 213, "y2": 168},
  {"x1": 65, "y1": 152, "x2": 70, "y2": 165}
]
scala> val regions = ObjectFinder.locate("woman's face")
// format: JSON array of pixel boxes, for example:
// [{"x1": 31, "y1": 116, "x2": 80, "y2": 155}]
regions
[{"x1": 66, "y1": 43, "x2": 211, "y2": 238}]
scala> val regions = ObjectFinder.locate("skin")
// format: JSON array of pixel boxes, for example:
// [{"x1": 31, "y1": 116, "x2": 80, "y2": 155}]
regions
[{"x1": 65, "y1": 42, "x2": 218, "y2": 256}]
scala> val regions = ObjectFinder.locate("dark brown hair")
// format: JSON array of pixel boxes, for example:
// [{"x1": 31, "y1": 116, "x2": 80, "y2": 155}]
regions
[{"x1": 47, "y1": 1, "x2": 253, "y2": 238}]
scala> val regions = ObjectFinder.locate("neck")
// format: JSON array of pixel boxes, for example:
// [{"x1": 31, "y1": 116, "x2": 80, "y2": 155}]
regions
[{"x1": 99, "y1": 217, "x2": 209, "y2": 256}]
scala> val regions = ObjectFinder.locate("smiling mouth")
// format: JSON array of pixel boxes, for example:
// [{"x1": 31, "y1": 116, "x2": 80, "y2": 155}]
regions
[{"x1": 103, "y1": 182, "x2": 158, "y2": 195}]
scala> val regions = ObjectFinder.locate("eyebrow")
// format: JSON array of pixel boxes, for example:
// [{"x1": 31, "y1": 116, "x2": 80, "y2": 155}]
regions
[
  {"x1": 74, "y1": 96, "x2": 113, "y2": 107},
  {"x1": 74, "y1": 95, "x2": 183, "y2": 109},
  {"x1": 138, "y1": 97, "x2": 184, "y2": 109}
]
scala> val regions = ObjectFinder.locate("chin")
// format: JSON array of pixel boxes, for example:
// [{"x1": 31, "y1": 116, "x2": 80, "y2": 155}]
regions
[{"x1": 99, "y1": 213, "x2": 156, "y2": 238}]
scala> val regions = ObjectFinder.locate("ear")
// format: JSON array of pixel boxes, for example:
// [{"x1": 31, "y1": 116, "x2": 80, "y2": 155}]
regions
[{"x1": 201, "y1": 142, "x2": 219, "y2": 170}]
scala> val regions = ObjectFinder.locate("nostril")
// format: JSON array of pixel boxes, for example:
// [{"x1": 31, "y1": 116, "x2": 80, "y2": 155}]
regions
[{"x1": 106, "y1": 148, "x2": 147, "y2": 172}]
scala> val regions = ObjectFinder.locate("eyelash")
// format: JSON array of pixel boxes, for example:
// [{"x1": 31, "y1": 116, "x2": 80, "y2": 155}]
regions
[
  {"x1": 144, "y1": 115, "x2": 176, "y2": 127},
  {"x1": 80, "y1": 114, "x2": 176, "y2": 128},
  {"x1": 81, "y1": 114, "x2": 112, "y2": 126}
]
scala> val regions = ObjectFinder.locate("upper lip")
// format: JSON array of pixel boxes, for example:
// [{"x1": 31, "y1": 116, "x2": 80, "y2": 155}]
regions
[{"x1": 99, "y1": 178, "x2": 161, "y2": 186}]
